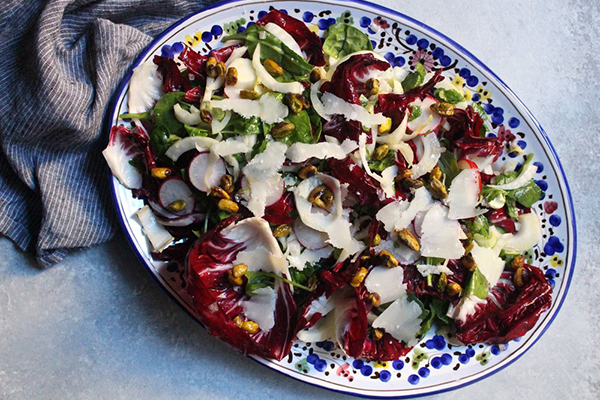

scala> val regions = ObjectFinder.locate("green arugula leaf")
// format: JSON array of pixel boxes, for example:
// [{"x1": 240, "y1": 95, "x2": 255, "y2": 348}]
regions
[
  {"x1": 222, "y1": 113, "x2": 262, "y2": 137},
  {"x1": 368, "y1": 151, "x2": 395, "y2": 172},
  {"x1": 465, "y1": 268, "x2": 489, "y2": 299},
  {"x1": 464, "y1": 214, "x2": 490, "y2": 237},
  {"x1": 153, "y1": 92, "x2": 186, "y2": 135},
  {"x1": 505, "y1": 197, "x2": 519, "y2": 220},
  {"x1": 409, "y1": 105, "x2": 422, "y2": 122},
  {"x1": 434, "y1": 88, "x2": 465, "y2": 104},
  {"x1": 437, "y1": 150, "x2": 460, "y2": 185},
  {"x1": 223, "y1": 24, "x2": 312, "y2": 81},
  {"x1": 275, "y1": 110, "x2": 317, "y2": 145},
  {"x1": 120, "y1": 111, "x2": 151, "y2": 120},
  {"x1": 245, "y1": 271, "x2": 313, "y2": 297},
  {"x1": 184, "y1": 125, "x2": 210, "y2": 137},
  {"x1": 402, "y1": 63, "x2": 426, "y2": 92},
  {"x1": 322, "y1": 23, "x2": 373, "y2": 59},
  {"x1": 472, "y1": 103, "x2": 488, "y2": 121},
  {"x1": 511, "y1": 179, "x2": 543, "y2": 207},
  {"x1": 430, "y1": 298, "x2": 451, "y2": 325},
  {"x1": 149, "y1": 126, "x2": 181, "y2": 157},
  {"x1": 244, "y1": 271, "x2": 274, "y2": 297}
]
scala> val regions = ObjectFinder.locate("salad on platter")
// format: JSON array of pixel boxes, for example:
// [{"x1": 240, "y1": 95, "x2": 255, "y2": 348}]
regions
[{"x1": 103, "y1": 9, "x2": 552, "y2": 362}]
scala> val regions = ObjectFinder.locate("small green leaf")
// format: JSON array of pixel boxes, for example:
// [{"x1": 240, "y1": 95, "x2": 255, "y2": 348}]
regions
[
  {"x1": 437, "y1": 150, "x2": 460, "y2": 185},
  {"x1": 465, "y1": 268, "x2": 489, "y2": 299},
  {"x1": 223, "y1": 24, "x2": 312, "y2": 81},
  {"x1": 184, "y1": 125, "x2": 210, "y2": 137},
  {"x1": 275, "y1": 110, "x2": 317, "y2": 145},
  {"x1": 434, "y1": 88, "x2": 465, "y2": 104},
  {"x1": 402, "y1": 63, "x2": 426, "y2": 92},
  {"x1": 409, "y1": 105, "x2": 422, "y2": 122},
  {"x1": 512, "y1": 180, "x2": 543, "y2": 207},
  {"x1": 464, "y1": 215, "x2": 490, "y2": 237},
  {"x1": 245, "y1": 271, "x2": 274, "y2": 297},
  {"x1": 120, "y1": 111, "x2": 151, "y2": 120},
  {"x1": 368, "y1": 151, "x2": 395, "y2": 172},
  {"x1": 323, "y1": 23, "x2": 373, "y2": 59}
]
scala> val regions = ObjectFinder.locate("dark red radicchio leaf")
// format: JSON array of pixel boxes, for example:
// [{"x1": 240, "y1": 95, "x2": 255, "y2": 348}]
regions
[
  {"x1": 403, "y1": 260, "x2": 466, "y2": 300},
  {"x1": 256, "y1": 10, "x2": 325, "y2": 66},
  {"x1": 296, "y1": 260, "x2": 358, "y2": 332},
  {"x1": 335, "y1": 285, "x2": 412, "y2": 361},
  {"x1": 453, "y1": 265, "x2": 552, "y2": 344},
  {"x1": 444, "y1": 106, "x2": 515, "y2": 160},
  {"x1": 487, "y1": 207, "x2": 516, "y2": 233},
  {"x1": 263, "y1": 191, "x2": 294, "y2": 225},
  {"x1": 107, "y1": 125, "x2": 156, "y2": 173},
  {"x1": 376, "y1": 69, "x2": 443, "y2": 129},
  {"x1": 321, "y1": 53, "x2": 390, "y2": 104},
  {"x1": 329, "y1": 157, "x2": 380, "y2": 206},
  {"x1": 185, "y1": 216, "x2": 297, "y2": 360},
  {"x1": 153, "y1": 55, "x2": 191, "y2": 93},
  {"x1": 352, "y1": 285, "x2": 412, "y2": 361},
  {"x1": 323, "y1": 114, "x2": 369, "y2": 143}
]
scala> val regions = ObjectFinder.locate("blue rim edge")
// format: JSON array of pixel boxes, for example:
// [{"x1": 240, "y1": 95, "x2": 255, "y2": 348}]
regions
[{"x1": 104, "y1": 0, "x2": 577, "y2": 398}]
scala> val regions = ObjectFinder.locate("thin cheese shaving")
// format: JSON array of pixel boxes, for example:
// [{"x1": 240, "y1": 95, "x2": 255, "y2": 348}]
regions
[{"x1": 286, "y1": 139, "x2": 357, "y2": 163}]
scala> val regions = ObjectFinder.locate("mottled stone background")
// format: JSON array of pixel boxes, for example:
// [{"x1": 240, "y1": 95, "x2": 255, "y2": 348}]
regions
[{"x1": 1, "y1": 0, "x2": 598, "y2": 399}]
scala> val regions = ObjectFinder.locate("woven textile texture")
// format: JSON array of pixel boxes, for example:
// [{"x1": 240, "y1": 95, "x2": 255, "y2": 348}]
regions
[{"x1": 0, "y1": 0, "x2": 216, "y2": 267}]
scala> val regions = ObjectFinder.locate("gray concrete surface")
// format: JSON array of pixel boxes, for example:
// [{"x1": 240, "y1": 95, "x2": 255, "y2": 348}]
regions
[{"x1": 1, "y1": 0, "x2": 599, "y2": 399}]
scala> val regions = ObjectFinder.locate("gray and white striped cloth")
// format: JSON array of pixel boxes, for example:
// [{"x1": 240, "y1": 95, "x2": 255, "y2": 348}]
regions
[{"x1": 0, "y1": 0, "x2": 216, "y2": 267}]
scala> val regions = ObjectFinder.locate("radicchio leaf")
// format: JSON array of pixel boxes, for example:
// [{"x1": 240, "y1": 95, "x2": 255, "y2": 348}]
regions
[
  {"x1": 322, "y1": 114, "x2": 369, "y2": 143},
  {"x1": 185, "y1": 216, "x2": 297, "y2": 360},
  {"x1": 321, "y1": 53, "x2": 390, "y2": 104},
  {"x1": 453, "y1": 265, "x2": 552, "y2": 344},
  {"x1": 256, "y1": 10, "x2": 325, "y2": 66},
  {"x1": 329, "y1": 157, "x2": 380, "y2": 205},
  {"x1": 444, "y1": 106, "x2": 515, "y2": 160},
  {"x1": 263, "y1": 192, "x2": 294, "y2": 225},
  {"x1": 153, "y1": 55, "x2": 191, "y2": 93}
]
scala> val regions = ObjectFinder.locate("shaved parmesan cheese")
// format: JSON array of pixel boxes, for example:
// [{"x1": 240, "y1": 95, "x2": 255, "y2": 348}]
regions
[
  {"x1": 242, "y1": 286, "x2": 277, "y2": 331},
  {"x1": 135, "y1": 206, "x2": 174, "y2": 252},
  {"x1": 420, "y1": 204, "x2": 465, "y2": 259},
  {"x1": 376, "y1": 187, "x2": 433, "y2": 232},
  {"x1": 252, "y1": 45, "x2": 303, "y2": 93},
  {"x1": 372, "y1": 295, "x2": 422, "y2": 346},
  {"x1": 211, "y1": 137, "x2": 252, "y2": 157},
  {"x1": 173, "y1": 103, "x2": 201, "y2": 125},
  {"x1": 286, "y1": 139, "x2": 357, "y2": 163},
  {"x1": 416, "y1": 262, "x2": 454, "y2": 277},
  {"x1": 321, "y1": 92, "x2": 387, "y2": 127},
  {"x1": 447, "y1": 169, "x2": 486, "y2": 219},
  {"x1": 297, "y1": 313, "x2": 336, "y2": 343},
  {"x1": 410, "y1": 133, "x2": 445, "y2": 179},
  {"x1": 263, "y1": 23, "x2": 303, "y2": 57},
  {"x1": 447, "y1": 294, "x2": 486, "y2": 323},
  {"x1": 286, "y1": 241, "x2": 333, "y2": 271},
  {"x1": 364, "y1": 266, "x2": 407, "y2": 304},
  {"x1": 294, "y1": 173, "x2": 364, "y2": 254},
  {"x1": 226, "y1": 217, "x2": 288, "y2": 277},
  {"x1": 211, "y1": 94, "x2": 288, "y2": 124},
  {"x1": 240, "y1": 141, "x2": 287, "y2": 217},
  {"x1": 164, "y1": 136, "x2": 218, "y2": 161},
  {"x1": 223, "y1": 57, "x2": 256, "y2": 98},
  {"x1": 470, "y1": 242, "x2": 505, "y2": 288},
  {"x1": 503, "y1": 213, "x2": 541, "y2": 252},
  {"x1": 374, "y1": 238, "x2": 420, "y2": 265}
]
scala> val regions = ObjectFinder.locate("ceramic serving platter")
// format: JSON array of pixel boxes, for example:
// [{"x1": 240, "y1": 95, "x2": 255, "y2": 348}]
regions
[{"x1": 107, "y1": 0, "x2": 576, "y2": 397}]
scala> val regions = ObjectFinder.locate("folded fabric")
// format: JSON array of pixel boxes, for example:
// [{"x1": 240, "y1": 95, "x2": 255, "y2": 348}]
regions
[{"x1": 0, "y1": 0, "x2": 216, "y2": 267}]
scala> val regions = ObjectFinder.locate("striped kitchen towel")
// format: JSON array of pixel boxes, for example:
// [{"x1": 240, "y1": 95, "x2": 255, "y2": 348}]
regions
[{"x1": 0, "y1": 0, "x2": 216, "y2": 267}]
